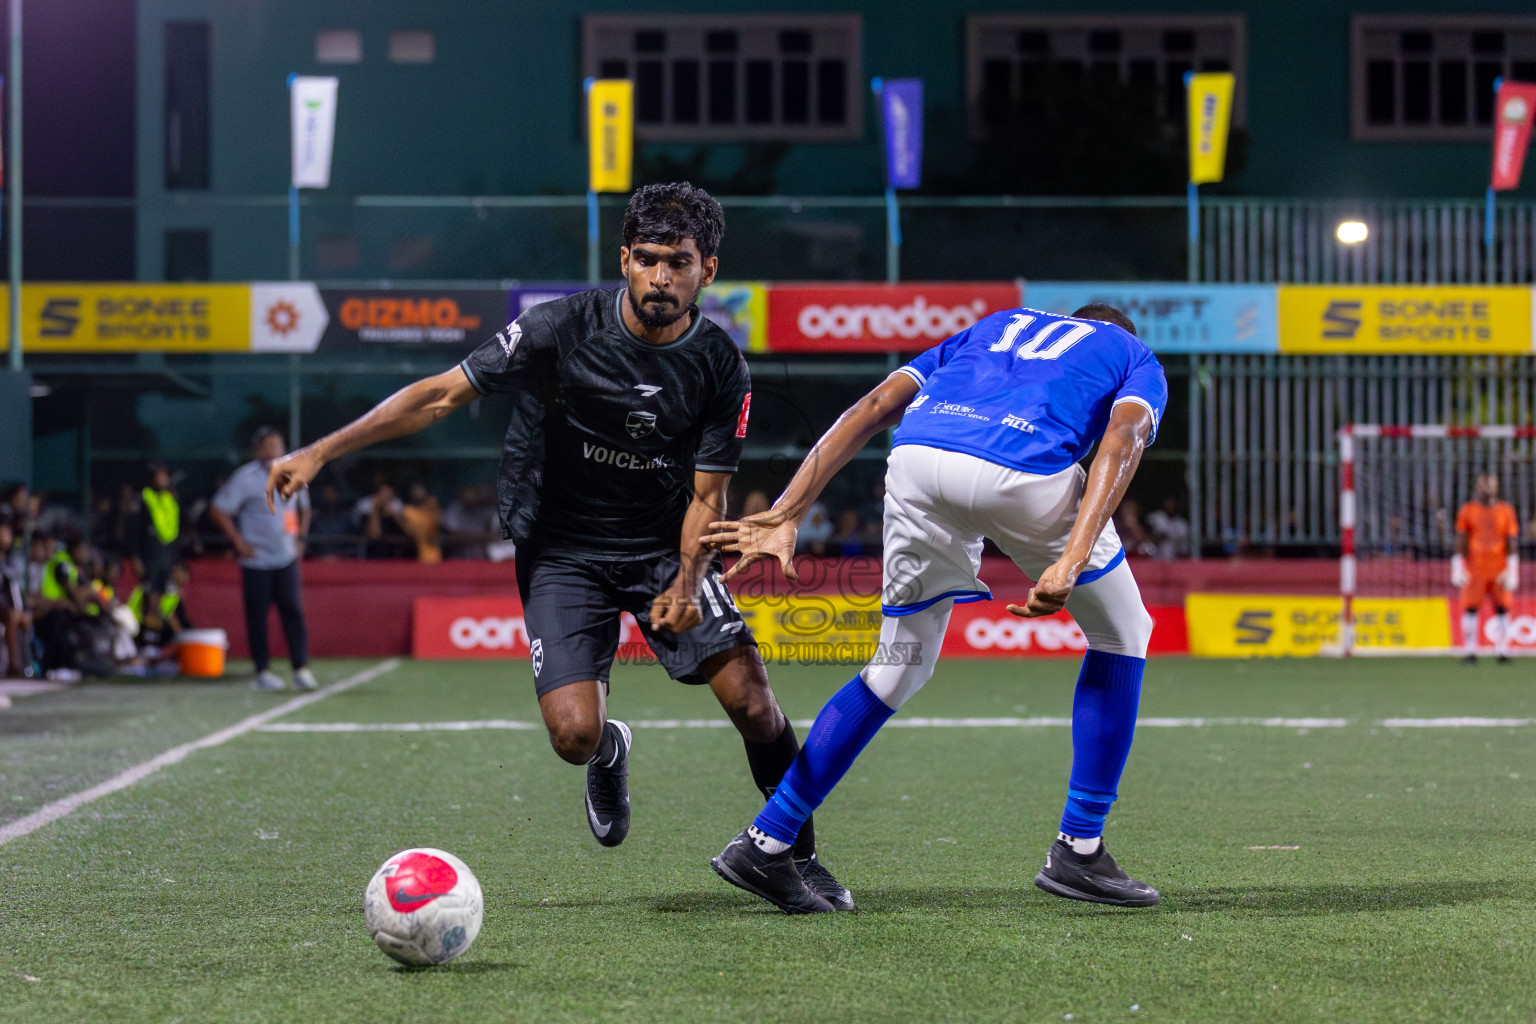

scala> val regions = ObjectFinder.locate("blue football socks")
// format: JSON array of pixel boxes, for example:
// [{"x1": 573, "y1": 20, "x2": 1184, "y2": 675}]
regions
[
  {"x1": 754, "y1": 675, "x2": 895, "y2": 845},
  {"x1": 1060, "y1": 650, "x2": 1145, "y2": 840}
]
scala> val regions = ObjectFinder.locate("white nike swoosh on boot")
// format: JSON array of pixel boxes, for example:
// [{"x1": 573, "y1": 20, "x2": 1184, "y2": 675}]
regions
[{"x1": 586, "y1": 794, "x2": 612, "y2": 837}]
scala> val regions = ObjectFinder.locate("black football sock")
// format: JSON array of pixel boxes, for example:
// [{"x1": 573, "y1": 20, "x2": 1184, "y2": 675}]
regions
[
  {"x1": 743, "y1": 719, "x2": 817, "y2": 860},
  {"x1": 587, "y1": 721, "x2": 625, "y2": 769}
]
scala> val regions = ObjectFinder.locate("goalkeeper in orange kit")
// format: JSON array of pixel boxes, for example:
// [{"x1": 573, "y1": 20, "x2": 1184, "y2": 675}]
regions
[{"x1": 1452, "y1": 472, "x2": 1520, "y2": 664}]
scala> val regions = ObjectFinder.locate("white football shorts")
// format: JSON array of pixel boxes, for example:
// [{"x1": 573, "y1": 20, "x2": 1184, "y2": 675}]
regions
[{"x1": 877, "y1": 444, "x2": 1151, "y2": 658}]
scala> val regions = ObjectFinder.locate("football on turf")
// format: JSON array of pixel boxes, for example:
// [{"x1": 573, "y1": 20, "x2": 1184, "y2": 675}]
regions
[{"x1": 364, "y1": 848, "x2": 484, "y2": 967}]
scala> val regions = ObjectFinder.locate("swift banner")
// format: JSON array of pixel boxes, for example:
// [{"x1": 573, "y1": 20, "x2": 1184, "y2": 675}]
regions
[
  {"x1": 1185, "y1": 594, "x2": 1451, "y2": 657},
  {"x1": 290, "y1": 76, "x2": 339, "y2": 189},
  {"x1": 1186, "y1": 72, "x2": 1235, "y2": 185},
  {"x1": 1278, "y1": 285, "x2": 1534, "y2": 354},
  {"x1": 1492, "y1": 79, "x2": 1536, "y2": 191},
  {"x1": 1022, "y1": 282, "x2": 1277, "y2": 353},
  {"x1": 767, "y1": 283, "x2": 1020, "y2": 353},
  {"x1": 877, "y1": 78, "x2": 924, "y2": 189},
  {"x1": 587, "y1": 78, "x2": 633, "y2": 193}
]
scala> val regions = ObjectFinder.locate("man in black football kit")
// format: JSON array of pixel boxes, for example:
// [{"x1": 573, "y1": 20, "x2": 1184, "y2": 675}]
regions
[{"x1": 265, "y1": 183, "x2": 850, "y2": 911}]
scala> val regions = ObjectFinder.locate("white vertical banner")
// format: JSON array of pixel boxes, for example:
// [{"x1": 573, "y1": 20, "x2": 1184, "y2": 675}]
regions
[{"x1": 290, "y1": 76, "x2": 338, "y2": 189}]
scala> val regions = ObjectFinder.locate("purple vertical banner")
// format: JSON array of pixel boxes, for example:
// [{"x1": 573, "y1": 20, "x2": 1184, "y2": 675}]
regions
[{"x1": 880, "y1": 78, "x2": 924, "y2": 189}]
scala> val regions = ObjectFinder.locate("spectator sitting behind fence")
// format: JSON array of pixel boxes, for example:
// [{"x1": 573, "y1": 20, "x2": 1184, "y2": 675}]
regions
[
  {"x1": 0, "y1": 482, "x2": 32, "y2": 534},
  {"x1": 796, "y1": 502, "x2": 835, "y2": 555},
  {"x1": 130, "y1": 562, "x2": 194, "y2": 653},
  {"x1": 1146, "y1": 497, "x2": 1191, "y2": 559},
  {"x1": 0, "y1": 519, "x2": 31, "y2": 678},
  {"x1": 1114, "y1": 497, "x2": 1155, "y2": 557},
  {"x1": 363, "y1": 482, "x2": 442, "y2": 562},
  {"x1": 307, "y1": 484, "x2": 356, "y2": 558},
  {"x1": 442, "y1": 484, "x2": 499, "y2": 559},
  {"x1": 739, "y1": 489, "x2": 771, "y2": 519},
  {"x1": 210, "y1": 426, "x2": 316, "y2": 692},
  {"x1": 832, "y1": 508, "x2": 866, "y2": 557},
  {"x1": 31, "y1": 534, "x2": 115, "y2": 679},
  {"x1": 359, "y1": 482, "x2": 409, "y2": 559}
]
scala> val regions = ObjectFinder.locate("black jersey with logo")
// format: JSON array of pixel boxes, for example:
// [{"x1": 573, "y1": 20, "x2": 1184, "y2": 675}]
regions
[{"x1": 459, "y1": 289, "x2": 751, "y2": 557}]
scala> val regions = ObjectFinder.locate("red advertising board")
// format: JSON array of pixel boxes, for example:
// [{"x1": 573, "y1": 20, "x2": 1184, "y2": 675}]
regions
[
  {"x1": 412, "y1": 595, "x2": 1188, "y2": 660},
  {"x1": 412, "y1": 596, "x2": 649, "y2": 659},
  {"x1": 1456, "y1": 597, "x2": 1536, "y2": 653},
  {"x1": 767, "y1": 283, "x2": 1021, "y2": 353},
  {"x1": 941, "y1": 603, "x2": 1189, "y2": 658}
]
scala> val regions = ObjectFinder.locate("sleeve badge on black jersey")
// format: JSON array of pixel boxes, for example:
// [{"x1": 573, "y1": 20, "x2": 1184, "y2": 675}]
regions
[
  {"x1": 497, "y1": 321, "x2": 523, "y2": 357},
  {"x1": 735, "y1": 392, "x2": 752, "y2": 438}
]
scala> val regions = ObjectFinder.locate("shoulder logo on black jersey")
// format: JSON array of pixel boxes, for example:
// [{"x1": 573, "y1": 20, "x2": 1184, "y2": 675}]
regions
[
  {"x1": 497, "y1": 322, "x2": 523, "y2": 356},
  {"x1": 633, "y1": 384, "x2": 663, "y2": 398},
  {"x1": 626, "y1": 411, "x2": 658, "y2": 438}
]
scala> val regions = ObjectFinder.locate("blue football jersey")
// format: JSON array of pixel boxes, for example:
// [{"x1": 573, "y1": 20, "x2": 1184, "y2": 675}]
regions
[{"x1": 891, "y1": 307, "x2": 1168, "y2": 475}]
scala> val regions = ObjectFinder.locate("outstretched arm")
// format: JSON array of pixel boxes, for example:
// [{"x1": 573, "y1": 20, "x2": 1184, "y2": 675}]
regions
[
  {"x1": 702, "y1": 372, "x2": 919, "y2": 582},
  {"x1": 1011, "y1": 401, "x2": 1154, "y2": 618},
  {"x1": 266, "y1": 367, "x2": 480, "y2": 508}
]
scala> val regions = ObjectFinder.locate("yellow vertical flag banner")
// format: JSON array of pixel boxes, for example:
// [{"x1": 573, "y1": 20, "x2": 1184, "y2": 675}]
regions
[
  {"x1": 1187, "y1": 72, "x2": 1235, "y2": 185},
  {"x1": 587, "y1": 79, "x2": 633, "y2": 193}
]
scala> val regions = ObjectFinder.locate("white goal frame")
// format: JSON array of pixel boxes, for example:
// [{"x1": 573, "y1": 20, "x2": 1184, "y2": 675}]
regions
[{"x1": 1338, "y1": 423, "x2": 1536, "y2": 656}]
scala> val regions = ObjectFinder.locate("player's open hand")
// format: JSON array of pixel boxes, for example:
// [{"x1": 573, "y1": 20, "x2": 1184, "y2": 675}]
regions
[
  {"x1": 265, "y1": 449, "x2": 323, "y2": 511},
  {"x1": 649, "y1": 583, "x2": 703, "y2": 633},
  {"x1": 1007, "y1": 558, "x2": 1081, "y2": 618},
  {"x1": 702, "y1": 511, "x2": 800, "y2": 584}
]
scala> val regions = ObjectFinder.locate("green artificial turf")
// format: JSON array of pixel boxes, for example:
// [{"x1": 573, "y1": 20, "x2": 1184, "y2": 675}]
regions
[{"x1": 2, "y1": 656, "x2": 1534, "y2": 1023}]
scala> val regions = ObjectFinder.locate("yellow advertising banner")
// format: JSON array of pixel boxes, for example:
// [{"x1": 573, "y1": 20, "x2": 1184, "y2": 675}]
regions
[
  {"x1": 587, "y1": 78, "x2": 633, "y2": 193},
  {"x1": 737, "y1": 593, "x2": 883, "y2": 663},
  {"x1": 1186, "y1": 72, "x2": 1235, "y2": 185},
  {"x1": 3, "y1": 284, "x2": 252, "y2": 353},
  {"x1": 1185, "y1": 594, "x2": 1451, "y2": 657},
  {"x1": 1278, "y1": 285, "x2": 1534, "y2": 354}
]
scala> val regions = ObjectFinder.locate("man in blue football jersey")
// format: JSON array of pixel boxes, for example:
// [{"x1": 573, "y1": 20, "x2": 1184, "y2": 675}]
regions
[{"x1": 703, "y1": 303, "x2": 1167, "y2": 913}]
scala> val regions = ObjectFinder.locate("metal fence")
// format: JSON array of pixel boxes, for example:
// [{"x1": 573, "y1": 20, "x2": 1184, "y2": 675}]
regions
[
  {"x1": 1199, "y1": 198, "x2": 1536, "y2": 284},
  {"x1": 1190, "y1": 354, "x2": 1536, "y2": 554},
  {"x1": 25, "y1": 193, "x2": 1536, "y2": 284}
]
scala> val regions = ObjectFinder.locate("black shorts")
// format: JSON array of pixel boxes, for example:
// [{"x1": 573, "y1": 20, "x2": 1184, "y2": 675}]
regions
[{"x1": 515, "y1": 549, "x2": 756, "y2": 697}]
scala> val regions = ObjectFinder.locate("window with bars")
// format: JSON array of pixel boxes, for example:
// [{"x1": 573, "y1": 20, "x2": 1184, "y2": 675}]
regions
[
  {"x1": 582, "y1": 14, "x2": 862, "y2": 142},
  {"x1": 964, "y1": 15, "x2": 1241, "y2": 135},
  {"x1": 1354, "y1": 16, "x2": 1536, "y2": 141},
  {"x1": 966, "y1": 15, "x2": 1245, "y2": 137}
]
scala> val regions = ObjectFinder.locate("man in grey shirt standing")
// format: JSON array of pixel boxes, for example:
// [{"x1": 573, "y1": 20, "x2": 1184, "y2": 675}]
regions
[{"x1": 210, "y1": 427, "x2": 316, "y2": 692}]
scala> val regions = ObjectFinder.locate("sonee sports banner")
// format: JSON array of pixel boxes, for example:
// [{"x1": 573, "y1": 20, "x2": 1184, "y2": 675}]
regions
[{"x1": 1277, "y1": 285, "x2": 1535, "y2": 355}]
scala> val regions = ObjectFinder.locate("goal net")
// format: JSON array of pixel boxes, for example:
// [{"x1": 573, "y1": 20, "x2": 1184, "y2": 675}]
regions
[{"x1": 1340, "y1": 425, "x2": 1536, "y2": 655}]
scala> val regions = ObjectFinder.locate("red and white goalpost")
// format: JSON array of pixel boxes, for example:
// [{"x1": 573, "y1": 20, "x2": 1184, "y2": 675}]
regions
[{"x1": 1339, "y1": 424, "x2": 1536, "y2": 656}]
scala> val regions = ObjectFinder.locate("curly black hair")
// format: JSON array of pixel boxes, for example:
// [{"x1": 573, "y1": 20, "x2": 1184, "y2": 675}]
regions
[
  {"x1": 1071, "y1": 302, "x2": 1137, "y2": 337},
  {"x1": 622, "y1": 182, "x2": 725, "y2": 260}
]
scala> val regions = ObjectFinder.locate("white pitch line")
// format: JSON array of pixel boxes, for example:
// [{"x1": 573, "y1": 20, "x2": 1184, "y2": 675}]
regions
[
  {"x1": 0, "y1": 658, "x2": 401, "y2": 847},
  {"x1": 260, "y1": 718, "x2": 543, "y2": 733},
  {"x1": 254, "y1": 715, "x2": 1359, "y2": 734},
  {"x1": 1138, "y1": 717, "x2": 1349, "y2": 728},
  {"x1": 1380, "y1": 717, "x2": 1535, "y2": 728}
]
